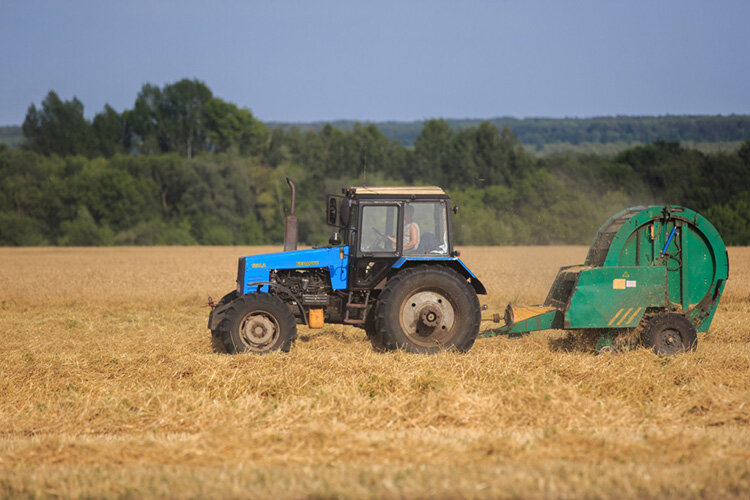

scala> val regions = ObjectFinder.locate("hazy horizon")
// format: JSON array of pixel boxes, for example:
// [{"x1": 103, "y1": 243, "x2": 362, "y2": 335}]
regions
[{"x1": 6, "y1": 112, "x2": 750, "y2": 130}]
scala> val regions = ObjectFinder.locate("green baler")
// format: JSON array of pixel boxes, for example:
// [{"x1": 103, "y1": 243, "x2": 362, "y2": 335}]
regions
[{"x1": 487, "y1": 205, "x2": 729, "y2": 354}]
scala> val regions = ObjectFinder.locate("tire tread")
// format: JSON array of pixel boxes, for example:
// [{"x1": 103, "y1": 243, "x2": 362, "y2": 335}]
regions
[{"x1": 216, "y1": 293, "x2": 297, "y2": 354}]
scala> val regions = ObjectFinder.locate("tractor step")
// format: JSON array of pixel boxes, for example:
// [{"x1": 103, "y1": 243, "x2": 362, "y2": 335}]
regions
[{"x1": 343, "y1": 290, "x2": 370, "y2": 324}]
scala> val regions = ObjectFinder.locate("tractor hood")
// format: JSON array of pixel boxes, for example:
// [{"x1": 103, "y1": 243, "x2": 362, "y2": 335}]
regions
[{"x1": 237, "y1": 246, "x2": 350, "y2": 294}]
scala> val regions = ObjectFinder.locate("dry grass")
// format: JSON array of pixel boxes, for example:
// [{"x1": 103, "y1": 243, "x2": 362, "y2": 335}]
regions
[{"x1": 0, "y1": 246, "x2": 748, "y2": 499}]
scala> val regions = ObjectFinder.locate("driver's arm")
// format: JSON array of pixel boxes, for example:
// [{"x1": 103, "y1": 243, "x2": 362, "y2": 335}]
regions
[{"x1": 403, "y1": 224, "x2": 418, "y2": 250}]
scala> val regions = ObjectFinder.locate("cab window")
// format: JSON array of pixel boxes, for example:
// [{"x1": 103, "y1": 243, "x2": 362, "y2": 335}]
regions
[
  {"x1": 403, "y1": 202, "x2": 448, "y2": 255},
  {"x1": 359, "y1": 205, "x2": 398, "y2": 253}
]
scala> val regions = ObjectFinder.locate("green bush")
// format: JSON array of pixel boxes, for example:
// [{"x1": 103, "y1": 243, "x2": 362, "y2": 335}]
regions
[
  {"x1": 114, "y1": 220, "x2": 196, "y2": 245},
  {"x1": 57, "y1": 206, "x2": 114, "y2": 246},
  {"x1": 0, "y1": 212, "x2": 49, "y2": 246}
]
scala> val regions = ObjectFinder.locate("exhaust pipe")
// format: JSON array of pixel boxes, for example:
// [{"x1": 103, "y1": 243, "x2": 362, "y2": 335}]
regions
[{"x1": 283, "y1": 178, "x2": 298, "y2": 252}]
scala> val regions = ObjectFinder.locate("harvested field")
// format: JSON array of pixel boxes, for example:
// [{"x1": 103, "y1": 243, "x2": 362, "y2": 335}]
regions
[{"x1": 0, "y1": 246, "x2": 748, "y2": 499}]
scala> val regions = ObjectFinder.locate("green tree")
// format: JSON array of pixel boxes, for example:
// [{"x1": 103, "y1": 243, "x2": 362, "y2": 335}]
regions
[
  {"x1": 705, "y1": 192, "x2": 750, "y2": 245},
  {"x1": 739, "y1": 140, "x2": 750, "y2": 165},
  {"x1": 92, "y1": 104, "x2": 124, "y2": 157},
  {"x1": 0, "y1": 212, "x2": 49, "y2": 245},
  {"x1": 127, "y1": 79, "x2": 214, "y2": 158},
  {"x1": 204, "y1": 98, "x2": 268, "y2": 155},
  {"x1": 412, "y1": 119, "x2": 456, "y2": 184},
  {"x1": 163, "y1": 79, "x2": 213, "y2": 158},
  {"x1": 22, "y1": 91, "x2": 95, "y2": 156},
  {"x1": 58, "y1": 206, "x2": 114, "y2": 246},
  {"x1": 61, "y1": 158, "x2": 160, "y2": 232}
]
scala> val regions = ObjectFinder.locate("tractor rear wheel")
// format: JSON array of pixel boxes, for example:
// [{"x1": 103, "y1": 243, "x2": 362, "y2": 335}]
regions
[
  {"x1": 364, "y1": 305, "x2": 385, "y2": 351},
  {"x1": 218, "y1": 294, "x2": 297, "y2": 354},
  {"x1": 374, "y1": 265, "x2": 480, "y2": 353},
  {"x1": 641, "y1": 312, "x2": 697, "y2": 355}
]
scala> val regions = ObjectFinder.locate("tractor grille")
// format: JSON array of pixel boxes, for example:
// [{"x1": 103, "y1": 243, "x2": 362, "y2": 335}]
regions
[{"x1": 302, "y1": 294, "x2": 329, "y2": 306}]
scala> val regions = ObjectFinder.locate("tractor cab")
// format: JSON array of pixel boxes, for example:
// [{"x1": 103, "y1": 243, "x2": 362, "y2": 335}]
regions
[{"x1": 327, "y1": 187, "x2": 459, "y2": 290}]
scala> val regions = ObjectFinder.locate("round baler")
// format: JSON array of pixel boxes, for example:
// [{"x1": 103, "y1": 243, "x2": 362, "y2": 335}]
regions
[{"x1": 487, "y1": 205, "x2": 729, "y2": 354}]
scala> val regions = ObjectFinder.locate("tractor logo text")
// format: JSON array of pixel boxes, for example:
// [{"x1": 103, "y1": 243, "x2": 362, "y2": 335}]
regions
[
  {"x1": 296, "y1": 261, "x2": 319, "y2": 266},
  {"x1": 251, "y1": 263, "x2": 266, "y2": 268}
]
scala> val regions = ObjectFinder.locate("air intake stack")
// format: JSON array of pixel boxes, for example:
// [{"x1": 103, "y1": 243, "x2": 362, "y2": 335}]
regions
[{"x1": 283, "y1": 178, "x2": 298, "y2": 252}]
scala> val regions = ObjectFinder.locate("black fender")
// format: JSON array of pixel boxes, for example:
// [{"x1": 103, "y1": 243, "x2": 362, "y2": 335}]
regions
[
  {"x1": 389, "y1": 259, "x2": 487, "y2": 295},
  {"x1": 208, "y1": 300, "x2": 233, "y2": 331}
]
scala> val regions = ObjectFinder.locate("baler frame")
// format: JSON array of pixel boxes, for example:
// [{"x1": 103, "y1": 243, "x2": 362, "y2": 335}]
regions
[{"x1": 486, "y1": 205, "x2": 729, "y2": 354}]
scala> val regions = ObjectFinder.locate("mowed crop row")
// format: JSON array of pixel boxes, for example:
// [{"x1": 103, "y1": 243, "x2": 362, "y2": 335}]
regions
[{"x1": 0, "y1": 246, "x2": 748, "y2": 498}]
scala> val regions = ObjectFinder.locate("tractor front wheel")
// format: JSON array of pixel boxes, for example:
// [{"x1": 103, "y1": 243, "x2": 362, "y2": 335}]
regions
[
  {"x1": 374, "y1": 266, "x2": 480, "y2": 353},
  {"x1": 219, "y1": 294, "x2": 297, "y2": 354},
  {"x1": 641, "y1": 312, "x2": 697, "y2": 355}
]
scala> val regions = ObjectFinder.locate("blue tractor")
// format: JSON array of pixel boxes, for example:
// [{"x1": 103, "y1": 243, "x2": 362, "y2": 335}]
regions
[{"x1": 208, "y1": 181, "x2": 487, "y2": 354}]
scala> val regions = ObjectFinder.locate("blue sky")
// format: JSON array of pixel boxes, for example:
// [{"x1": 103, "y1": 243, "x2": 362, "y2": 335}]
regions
[{"x1": 1, "y1": 0, "x2": 749, "y2": 125}]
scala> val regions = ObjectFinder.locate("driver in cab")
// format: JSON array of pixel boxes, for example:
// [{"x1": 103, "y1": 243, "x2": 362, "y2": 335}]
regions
[{"x1": 389, "y1": 204, "x2": 420, "y2": 253}]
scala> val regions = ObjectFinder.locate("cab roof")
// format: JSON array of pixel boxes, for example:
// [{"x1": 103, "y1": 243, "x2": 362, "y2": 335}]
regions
[{"x1": 346, "y1": 186, "x2": 447, "y2": 199}]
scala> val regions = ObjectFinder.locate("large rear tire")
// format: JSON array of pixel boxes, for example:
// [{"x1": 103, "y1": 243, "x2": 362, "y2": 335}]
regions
[
  {"x1": 364, "y1": 305, "x2": 385, "y2": 351},
  {"x1": 218, "y1": 294, "x2": 297, "y2": 354},
  {"x1": 641, "y1": 312, "x2": 697, "y2": 355},
  {"x1": 374, "y1": 265, "x2": 480, "y2": 353}
]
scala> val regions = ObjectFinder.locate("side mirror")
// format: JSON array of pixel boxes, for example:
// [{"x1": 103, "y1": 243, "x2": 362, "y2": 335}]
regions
[
  {"x1": 329, "y1": 232, "x2": 342, "y2": 246},
  {"x1": 326, "y1": 196, "x2": 338, "y2": 225},
  {"x1": 452, "y1": 205, "x2": 459, "y2": 215}
]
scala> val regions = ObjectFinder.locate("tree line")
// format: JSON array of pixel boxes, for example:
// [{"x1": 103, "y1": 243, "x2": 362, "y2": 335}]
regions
[
  {"x1": 2, "y1": 80, "x2": 749, "y2": 246},
  {"x1": 269, "y1": 115, "x2": 750, "y2": 148},
  {"x1": 21, "y1": 79, "x2": 268, "y2": 159}
]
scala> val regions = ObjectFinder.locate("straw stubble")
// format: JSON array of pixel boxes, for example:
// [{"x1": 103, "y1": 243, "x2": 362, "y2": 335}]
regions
[{"x1": 0, "y1": 246, "x2": 748, "y2": 498}]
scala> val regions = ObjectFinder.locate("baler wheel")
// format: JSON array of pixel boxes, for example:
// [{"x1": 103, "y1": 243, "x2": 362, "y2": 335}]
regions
[
  {"x1": 218, "y1": 294, "x2": 297, "y2": 354},
  {"x1": 374, "y1": 265, "x2": 480, "y2": 353},
  {"x1": 641, "y1": 313, "x2": 697, "y2": 355}
]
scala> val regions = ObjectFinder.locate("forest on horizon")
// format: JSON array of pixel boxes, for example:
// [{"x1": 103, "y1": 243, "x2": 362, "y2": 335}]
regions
[
  {"x1": 267, "y1": 114, "x2": 750, "y2": 152},
  {"x1": 4, "y1": 113, "x2": 750, "y2": 155},
  {"x1": 1, "y1": 78, "x2": 749, "y2": 247}
]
